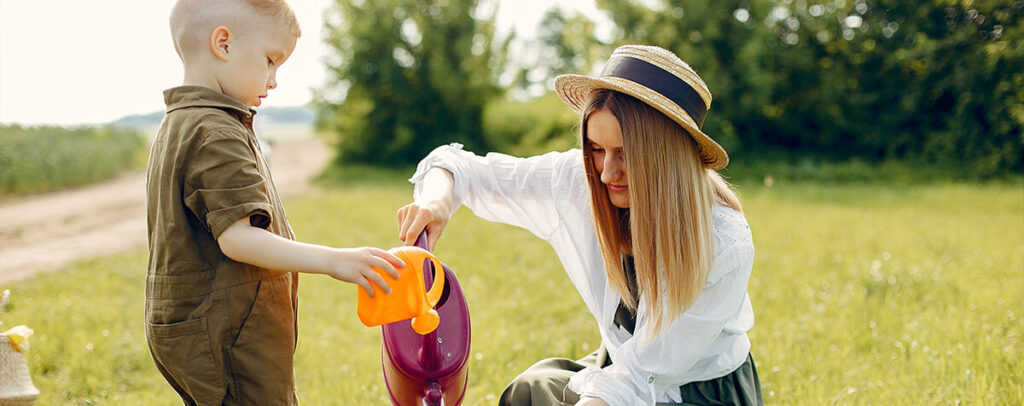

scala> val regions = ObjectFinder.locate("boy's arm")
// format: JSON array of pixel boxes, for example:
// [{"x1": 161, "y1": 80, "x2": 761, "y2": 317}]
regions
[{"x1": 217, "y1": 217, "x2": 404, "y2": 296}]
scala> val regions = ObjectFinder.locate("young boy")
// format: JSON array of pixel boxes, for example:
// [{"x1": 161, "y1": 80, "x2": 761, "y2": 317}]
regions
[{"x1": 146, "y1": 1, "x2": 403, "y2": 404}]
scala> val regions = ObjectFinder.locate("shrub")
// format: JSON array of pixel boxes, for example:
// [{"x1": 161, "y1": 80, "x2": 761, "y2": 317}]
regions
[{"x1": 482, "y1": 93, "x2": 579, "y2": 157}]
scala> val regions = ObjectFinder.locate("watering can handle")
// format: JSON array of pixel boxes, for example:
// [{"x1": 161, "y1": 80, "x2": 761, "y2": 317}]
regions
[
  {"x1": 414, "y1": 231, "x2": 430, "y2": 251},
  {"x1": 411, "y1": 231, "x2": 445, "y2": 306}
]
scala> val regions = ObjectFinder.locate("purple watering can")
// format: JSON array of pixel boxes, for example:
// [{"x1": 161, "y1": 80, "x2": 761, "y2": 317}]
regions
[{"x1": 380, "y1": 232, "x2": 471, "y2": 406}]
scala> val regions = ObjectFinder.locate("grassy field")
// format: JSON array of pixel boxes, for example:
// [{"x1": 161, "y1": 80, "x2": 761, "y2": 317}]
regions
[
  {"x1": 0, "y1": 125, "x2": 146, "y2": 198},
  {"x1": 1, "y1": 176, "x2": 1021, "y2": 404}
]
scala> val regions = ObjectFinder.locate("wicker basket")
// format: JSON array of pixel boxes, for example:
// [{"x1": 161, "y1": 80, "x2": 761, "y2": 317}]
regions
[{"x1": 0, "y1": 335, "x2": 38, "y2": 406}]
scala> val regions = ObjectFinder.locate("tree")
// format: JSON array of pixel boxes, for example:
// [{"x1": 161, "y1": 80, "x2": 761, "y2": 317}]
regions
[
  {"x1": 757, "y1": 0, "x2": 1024, "y2": 176},
  {"x1": 317, "y1": 0, "x2": 509, "y2": 165},
  {"x1": 489, "y1": 8, "x2": 610, "y2": 156},
  {"x1": 509, "y1": 8, "x2": 610, "y2": 97},
  {"x1": 594, "y1": 0, "x2": 781, "y2": 156},
  {"x1": 595, "y1": 0, "x2": 1023, "y2": 176}
]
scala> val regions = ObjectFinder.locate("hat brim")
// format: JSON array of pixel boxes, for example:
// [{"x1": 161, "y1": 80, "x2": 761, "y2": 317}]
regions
[{"x1": 554, "y1": 73, "x2": 729, "y2": 170}]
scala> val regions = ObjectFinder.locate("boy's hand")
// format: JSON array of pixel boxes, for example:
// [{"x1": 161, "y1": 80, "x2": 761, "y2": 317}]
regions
[
  {"x1": 397, "y1": 201, "x2": 450, "y2": 251},
  {"x1": 328, "y1": 247, "x2": 405, "y2": 297}
]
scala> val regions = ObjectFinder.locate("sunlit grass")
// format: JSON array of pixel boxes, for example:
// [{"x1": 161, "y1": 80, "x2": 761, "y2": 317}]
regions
[
  {"x1": 0, "y1": 125, "x2": 146, "y2": 198},
  {"x1": 741, "y1": 182, "x2": 1023, "y2": 404},
  {"x1": 2, "y1": 179, "x2": 1020, "y2": 404}
]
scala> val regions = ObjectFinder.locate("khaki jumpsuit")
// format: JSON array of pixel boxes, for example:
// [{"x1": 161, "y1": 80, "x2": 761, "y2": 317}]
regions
[{"x1": 146, "y1": 86, "x2": 299, "y2": 405}]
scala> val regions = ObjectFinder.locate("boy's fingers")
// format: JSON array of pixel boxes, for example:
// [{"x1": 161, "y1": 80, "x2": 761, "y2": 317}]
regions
[
  {"x1": 357, "y1": 278, "x2": 375, "y2": 297},
  {"x1": 364, "y1": 269, "x2": 393, "y2": 295},
  {"x1": 371, "y1": 257, "x2": 402, "y2": 280},
  {"x1": 371, "y1": 247, "x2": 405, "y2": 269}
]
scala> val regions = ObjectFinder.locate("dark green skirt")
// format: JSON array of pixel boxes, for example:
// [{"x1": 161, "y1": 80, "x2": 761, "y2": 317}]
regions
[{"x1": 499, "y1": 348, "x2": 762, "y2": 405}]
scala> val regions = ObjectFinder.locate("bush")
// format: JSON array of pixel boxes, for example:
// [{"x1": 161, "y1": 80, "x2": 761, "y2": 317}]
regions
[
  {"x1": 482, "y1": 93, "x2": 579, "y2": 156},
  {"x1": 0, "y1": 125, "x2": 145, "y2": 197},
  {"x1": 596, "y1": 0, "x2": 1024, "y2": 178},
  {"x1": 317, "y1": 0, "x2": 507, "y2": 166}
]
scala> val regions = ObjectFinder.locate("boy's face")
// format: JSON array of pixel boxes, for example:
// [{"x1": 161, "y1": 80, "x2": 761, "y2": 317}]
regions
[{"x1": 221, "y1": 21, "x2": 297, "y2": 108}]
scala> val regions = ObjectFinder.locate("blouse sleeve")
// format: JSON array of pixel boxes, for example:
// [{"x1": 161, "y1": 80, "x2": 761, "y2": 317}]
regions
[
  {"x1": 409, "y1": 143, "x2": 584, "y2": 241},
  {"x1": 568, "y1": 238, "x2": 755, "y2": 405}
]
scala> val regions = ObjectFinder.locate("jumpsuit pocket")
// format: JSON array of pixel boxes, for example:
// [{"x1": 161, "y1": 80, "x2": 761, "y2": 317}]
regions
[
  {"x1": 147, "y1": 317, "x2": 225, "y2": 404},
  {"x1": 226, "y1": 274, "x2": 297, "y2": 404}
]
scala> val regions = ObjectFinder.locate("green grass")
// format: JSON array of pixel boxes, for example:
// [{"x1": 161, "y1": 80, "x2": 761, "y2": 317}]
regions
[
  {"x1": 740, "y1": 182, "x2": 1023, "y2": 403},
  {"x1": 2, "y1": 177, "x2": 1021, "y2": 404},
  {"x1": 0, "y1": 125, "x2": 147, "y2": 198}
]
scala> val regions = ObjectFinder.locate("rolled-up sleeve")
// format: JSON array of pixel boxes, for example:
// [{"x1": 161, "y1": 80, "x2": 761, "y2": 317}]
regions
[
  {"x1": 568, "y1": 241, "x2": 755, "y2": 405},
  {"x1": 409, "y1": 143, "x2": 582, "y2": 241},
  {"x1": 183, "y1": 131, "x2": 272, "y2": 238}
]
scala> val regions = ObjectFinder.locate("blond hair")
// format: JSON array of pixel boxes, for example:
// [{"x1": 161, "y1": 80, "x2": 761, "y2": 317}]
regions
[
  {"x1": 170, "y1": 0, "x2": 300, "y2": 59},
  {"x1": 581, "y1": 89, "x2": 741, "y2": 338},
  {"x1": 244, "y1": 0, "x2": 301, "y2": 36}
]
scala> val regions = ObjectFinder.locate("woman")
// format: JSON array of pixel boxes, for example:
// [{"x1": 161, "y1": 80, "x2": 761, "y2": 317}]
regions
[{"x1": 397, "y1": 45, "x2": 761, "y2": 405}]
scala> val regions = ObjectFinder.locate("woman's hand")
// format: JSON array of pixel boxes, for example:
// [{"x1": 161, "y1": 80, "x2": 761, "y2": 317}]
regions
[
  {"x1": 397, "y1": 167, "x2": 456, "y2": 251},
  {"x1": 397, "y1": 200, "x2": 451, "y2": 251}
]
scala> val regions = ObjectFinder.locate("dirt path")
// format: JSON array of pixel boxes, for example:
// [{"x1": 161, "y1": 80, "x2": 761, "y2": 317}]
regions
[{"x1": 0, "y1": 137, "x2": 331, "y2": 286}]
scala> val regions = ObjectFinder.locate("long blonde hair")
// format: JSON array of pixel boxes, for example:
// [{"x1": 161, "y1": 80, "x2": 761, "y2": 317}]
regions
[{"x1": 581, "y1": 89, "x2": 741, "y2": 338}]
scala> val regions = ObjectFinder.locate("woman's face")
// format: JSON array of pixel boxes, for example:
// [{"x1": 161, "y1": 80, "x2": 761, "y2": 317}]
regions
[{"x1": 587, "y1": 109, "x2": 630, "y2": 208}]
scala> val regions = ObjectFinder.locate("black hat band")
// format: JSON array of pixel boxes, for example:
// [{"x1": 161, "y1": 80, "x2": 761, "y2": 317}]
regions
[{"x1": 600, "y1": 56, "x2": 708, "y2": 128}]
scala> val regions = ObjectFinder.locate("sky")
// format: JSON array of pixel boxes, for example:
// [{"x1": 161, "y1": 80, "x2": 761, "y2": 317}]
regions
[{"x1": 0, "y1": 0, "x2": 613, "y2": 126}]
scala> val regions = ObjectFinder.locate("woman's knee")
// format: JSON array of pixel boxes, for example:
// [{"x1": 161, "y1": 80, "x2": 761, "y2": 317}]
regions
[
  {"x1": 498, "y1": 374, "x2": 533, "y2": 406},
  {"x1": 499, "y1": 369, "x2": 577, "y2": 406}
]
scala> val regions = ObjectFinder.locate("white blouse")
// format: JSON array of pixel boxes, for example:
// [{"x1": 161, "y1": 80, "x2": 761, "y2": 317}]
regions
[{"x1": 410, "y1": 144, "x2": 755, "y2": 405}]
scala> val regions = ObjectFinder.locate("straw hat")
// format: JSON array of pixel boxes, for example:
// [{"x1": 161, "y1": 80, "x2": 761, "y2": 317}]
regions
[{"x1": 554, "y1": 45, "x2": 729, "y2": 169}]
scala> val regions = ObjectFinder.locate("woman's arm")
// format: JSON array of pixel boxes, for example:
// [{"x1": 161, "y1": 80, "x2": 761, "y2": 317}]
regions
[
  {"x1": 398, "y1": 144, "x2": 584, "y2": 249},
  {"x1": 397, "y1": 167, "x2": 456, "y2": 251}
]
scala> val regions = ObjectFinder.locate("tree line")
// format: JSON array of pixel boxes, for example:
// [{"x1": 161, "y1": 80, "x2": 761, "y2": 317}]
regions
[{"x1": 316, "y1": 0, "x2": 1023, "y2": 178}]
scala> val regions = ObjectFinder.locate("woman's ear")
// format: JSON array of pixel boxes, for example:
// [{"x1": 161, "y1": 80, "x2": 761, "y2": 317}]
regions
[{"x1": 210, "y1": 25, "x2": 232, "y2": 62}]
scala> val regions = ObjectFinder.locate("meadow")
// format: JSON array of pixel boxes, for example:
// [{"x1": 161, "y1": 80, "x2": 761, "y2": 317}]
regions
[
  {"x1": 0, "y1": 125, "x2": 146, "y2": 198},
  {"x1": 1, "y1": 174, "x2": 1021, "y2": 405}
]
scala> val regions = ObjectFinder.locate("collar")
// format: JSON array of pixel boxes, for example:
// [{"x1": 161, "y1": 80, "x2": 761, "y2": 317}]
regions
[{"x1": 163, "y1": 86, "x2": 256, "y2": 121}]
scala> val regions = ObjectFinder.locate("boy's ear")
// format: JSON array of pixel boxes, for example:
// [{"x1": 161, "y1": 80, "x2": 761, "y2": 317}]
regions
[{"x1": 210, "y1": 25, "x2": 232, "y2": 62}]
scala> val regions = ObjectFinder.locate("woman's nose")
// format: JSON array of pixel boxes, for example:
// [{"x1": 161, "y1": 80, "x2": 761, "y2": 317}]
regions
[{"x1": 601, "y1": 155, "x2": 623, "y2": 183}]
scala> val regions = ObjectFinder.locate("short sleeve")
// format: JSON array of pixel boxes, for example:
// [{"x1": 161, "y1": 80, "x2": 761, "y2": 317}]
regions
[{"x1": 183, "y1": 130, "x2": 272, "y2": 238}]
